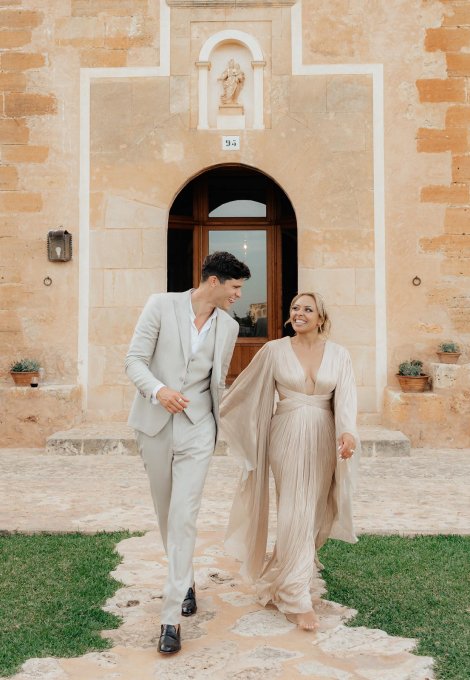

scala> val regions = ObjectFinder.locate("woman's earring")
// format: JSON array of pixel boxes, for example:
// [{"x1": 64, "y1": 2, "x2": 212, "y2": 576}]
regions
[{"x1": 284, "y1": 319, "x2": 291, "y2": 328}]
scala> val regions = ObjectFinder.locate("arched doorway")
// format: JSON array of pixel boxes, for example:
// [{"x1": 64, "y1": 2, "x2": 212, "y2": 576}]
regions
[{"x1": 168, "y1": 165, "x2": 297, "y2": 382}]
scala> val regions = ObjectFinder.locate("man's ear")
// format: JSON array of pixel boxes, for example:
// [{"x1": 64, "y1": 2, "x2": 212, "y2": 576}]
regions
[{"x1": 208, "y1": 275, "x2": 219, "y2": 288}]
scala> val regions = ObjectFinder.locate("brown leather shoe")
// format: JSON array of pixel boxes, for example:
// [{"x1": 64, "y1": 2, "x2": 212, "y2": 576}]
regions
[
  {"x1": 181, "y1": 584, "x2": 197, "y2": 617},
  {"x1": 157, "y1": 624, "x2": 181, "y2": 654}
]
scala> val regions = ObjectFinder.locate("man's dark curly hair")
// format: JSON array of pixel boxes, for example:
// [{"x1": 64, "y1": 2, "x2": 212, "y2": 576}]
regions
[{"x1": 201, "y1": 251, "x2": 251, "y2": 283}]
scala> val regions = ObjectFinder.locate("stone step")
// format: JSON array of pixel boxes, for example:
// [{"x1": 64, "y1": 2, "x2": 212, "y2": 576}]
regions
[
  {"x1": 359, "y1": 427, "x2": 410, "y2": 457},
  {"x1": 46, "y1": 424, "x2": 139, "y2": 456},
  {"x1": 46, "y1": 424, "x2": 410, "y2": 457}
]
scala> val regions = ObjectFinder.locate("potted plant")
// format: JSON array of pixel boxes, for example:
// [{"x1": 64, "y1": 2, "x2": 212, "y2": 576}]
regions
[
  {"x1": 396, "y1": 359, "x2": 429, "y2": 392},
  {"x1": 9, "y1": 359, "x2": 40, "y2": 386},
  {"x1": 436, "y1": 342, "x2": 461, "y2": 364}
]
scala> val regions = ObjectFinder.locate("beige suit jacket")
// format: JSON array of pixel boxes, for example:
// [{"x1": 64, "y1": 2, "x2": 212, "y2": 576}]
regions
[{"x1": 125, "y1": 290, "x2": 239, "y2": 438}]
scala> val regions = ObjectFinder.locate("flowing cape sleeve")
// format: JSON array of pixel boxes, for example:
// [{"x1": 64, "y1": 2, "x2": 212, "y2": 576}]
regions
[
  {"x1": 220, "y1": 343, "x2": 276, "y2": 581},
  {"x1": 330, "y1": 345, "x2": 361, "y2": 543}
]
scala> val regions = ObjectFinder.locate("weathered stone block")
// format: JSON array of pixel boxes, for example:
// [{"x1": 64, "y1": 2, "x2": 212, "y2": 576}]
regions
[
  {"x1": 45, "y1": 423, "x2": 138, "y2": 456},
  {"x1": 104, "y1": 195, "x2": 166, "y2": 230},
  {"x1": 416, "y1": 78, "x2": 466, "y2": 103},
  {"x1": 79, "y1": 48, "x2": 127, "y2": 67},
  {"x1": 446, "y1": 105, "x2": 470, "y2": 128},
  {"x1": 445, "y1": 207, "x2": 470, "y2": 233},
  {"x1": 441, "y1": 258, "x2": 470, "y2": 276},
  {"x1": 55, "y1": 16, "x2": 106, "y2": 47},
  {"x1": 0, "y1": 119, "x2": 29, "y2": 144},
  {"x1": 90, "y1": 229, "x2": 142, "y2": 269},
  {"x1": 420, "y1": 184, "x2": 469, "y2": 204},
  {"x1": 0, "y1": 10, "x2": 42, "y2": 29},
  {"x1": 72, "y1": 0, "x2": 148, "y2": 16},
  {"x1": 326, "y1": 75, "x2": 371, "y2": 113},
  {"x1": 104, "y1": 16, "x2": 155, "y2": 49},
  {"x1": 0, "y1": 51, "x2": 45, "y2": 71},
  {"x1": 0, "y1": 385, "x2": 82, "y2": 448},
  {"x1": 419, "y1": 233, "x2": 470, "y2": 255},
  {"x1": 417, "y1": 127, "x2": 468, "y2": 153},
  {"x1": 5, "y1": 93, "x2": 57, "y2": 117},
  {"x1": 452, "y1": 155, "x2": 470, "y2": 182},
  {"x1": 442, "y1": 5, "x2": 470, "y2": 27},
  {"x1": 431, "y1": 362, "x2": 461, "y2": 390},
  {"x1": 359, "y1": 427, "x2": 410, "y2": 457},
  {"x1": 425, "y1": 27, "x2": 470, "y2": 52},
  {"x1": 2, "y1": 145, "x2": 49, "y2": 163},
  {"x1": 89, "y1": 307, "x2": 140, "y2": 345},
  {"x1": 447, "y1": 53, "x2": 470, "y2": 76},
  {"x1": 0, "y1": 192, "x2": 42, "y2": 212},
  {"x1": 0, "y1": 30, "x2": 32, "y2": 49},
  {"x1": 103, "y1": 269, "x2": 163, "y2": 307},
  {"x1": 0, "y1": 165, "x2": 18, "y2": 190},
  {"x1": 0, "y1": 72, "x2": 26, "y2": 91}
]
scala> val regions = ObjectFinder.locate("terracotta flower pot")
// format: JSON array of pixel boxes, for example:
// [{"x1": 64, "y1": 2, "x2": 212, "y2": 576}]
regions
[
  {"x1": 10, "y1": 370, "x2": 39, "y2": 386},
  {"x1": 436, "y1": 351, "x2": 460, "y2": 364},
  {"x1": 396, "y1": 374, "x2": 429, "y2": 393}
]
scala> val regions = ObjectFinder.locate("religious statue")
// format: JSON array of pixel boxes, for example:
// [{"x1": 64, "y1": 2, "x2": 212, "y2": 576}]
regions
[{"x1": 218, "y1": 59, "x2": 245, "y2": 106}]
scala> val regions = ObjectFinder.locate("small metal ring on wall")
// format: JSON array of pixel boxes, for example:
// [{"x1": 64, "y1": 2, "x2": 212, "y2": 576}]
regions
[
  {"x1": 412, "y1": 276, "x2": 421, "y2": 286},
  {"x1": 43, "y1": 276, "x2": 52, "y2": 286}
]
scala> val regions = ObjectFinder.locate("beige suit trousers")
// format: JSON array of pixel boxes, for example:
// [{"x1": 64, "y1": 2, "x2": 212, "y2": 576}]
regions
[{"x1": 136, "y1": 410, "x2": 216, "y2": 624}]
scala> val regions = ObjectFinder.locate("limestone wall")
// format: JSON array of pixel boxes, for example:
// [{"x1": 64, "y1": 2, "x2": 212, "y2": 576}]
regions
[{"x1": 1, "y1": 0, "x2": 468, "y2": 446}]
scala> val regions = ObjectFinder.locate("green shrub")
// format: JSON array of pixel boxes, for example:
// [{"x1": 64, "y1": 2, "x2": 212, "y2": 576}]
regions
[
  {"x1": 9, "y1": 359, "x2": 40, "y2": 373},
  {"x1": 438, "y1": 342, "x2": 460, "y2": 353},
  {"x1": 398, "y1": 359, "x2": 424, "y2": 376}
]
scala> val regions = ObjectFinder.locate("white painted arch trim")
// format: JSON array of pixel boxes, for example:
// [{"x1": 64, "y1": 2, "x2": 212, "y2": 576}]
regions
[
  {"x1": 197, "y1": 30, "x2": 265, "y2": 130},
  {"x1": 78, "y1": 0, "x2": 170, "y2": 410},
  {"x1": 291, "y1": 1, "x2": 387, "y2": 412},
  {"x1": 198, "y1": 29, "x2": 264, "y2": 62}
]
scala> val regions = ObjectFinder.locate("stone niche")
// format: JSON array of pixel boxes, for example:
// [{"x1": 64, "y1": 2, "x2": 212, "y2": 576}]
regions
[{"x1": 197, "y1": 31, "x2": 265, "y2": 130}]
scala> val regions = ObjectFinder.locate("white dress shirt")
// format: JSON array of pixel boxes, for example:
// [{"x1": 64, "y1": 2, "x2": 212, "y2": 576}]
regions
[{"x1": 151, "y1": 294, "x2": 218, "y2": 403}]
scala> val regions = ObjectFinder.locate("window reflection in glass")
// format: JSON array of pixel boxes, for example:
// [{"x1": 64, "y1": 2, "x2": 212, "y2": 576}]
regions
[
  {"x1": 209, "y1": 230, "x2": 267, "y2": 338},
  {"x1": 209, "y1": 200, "x2": 266, "y2": 218}
]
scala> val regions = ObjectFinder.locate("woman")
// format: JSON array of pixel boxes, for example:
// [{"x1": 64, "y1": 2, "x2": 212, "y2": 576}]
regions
[{"x1": 221, "y1": 293, "x2": 360, "y2": 631}]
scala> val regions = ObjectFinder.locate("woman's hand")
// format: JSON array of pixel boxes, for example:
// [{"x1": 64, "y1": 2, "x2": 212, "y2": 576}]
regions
[{"x1": 338, "y1": 433, "x2": 356, "y2": 460}]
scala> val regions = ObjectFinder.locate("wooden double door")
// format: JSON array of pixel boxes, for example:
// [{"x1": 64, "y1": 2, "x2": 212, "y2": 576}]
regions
[{"x1": 168, "y1": 165, "x2": 297, "y2": 382}]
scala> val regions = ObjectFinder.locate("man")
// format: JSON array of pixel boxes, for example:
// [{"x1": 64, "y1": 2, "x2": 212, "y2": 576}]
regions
[{"x1": 125, "y1": 251, "x2": 250, "y2": 655}]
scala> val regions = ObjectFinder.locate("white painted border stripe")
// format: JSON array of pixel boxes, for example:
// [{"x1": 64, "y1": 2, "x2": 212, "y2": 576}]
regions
[
  {"x1": 77, "y1": 0, "x2": 170, "y2": 410},
  {"x1": 291, "y1": 1, "x2": 387, "y2": 412},
  {"x1": 79, "y1": 0, "x2": 386, "y2": 413}
]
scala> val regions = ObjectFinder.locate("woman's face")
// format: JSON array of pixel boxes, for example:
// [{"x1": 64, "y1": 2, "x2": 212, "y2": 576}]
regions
[{"x1": 289, "y1": 295, "x2": 321, "y2": 334}]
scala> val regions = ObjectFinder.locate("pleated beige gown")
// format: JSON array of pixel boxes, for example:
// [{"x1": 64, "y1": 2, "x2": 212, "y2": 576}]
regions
[{"x1": 221, "y1": 337, "x2": 360, "y2": 615}]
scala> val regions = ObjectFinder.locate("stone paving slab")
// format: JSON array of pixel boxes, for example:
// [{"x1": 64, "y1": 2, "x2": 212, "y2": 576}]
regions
[
  {"x1": 1, "y1": 447, "x2": 468, "y2": 680},
  {"x1": 0, "y1": 448, "x2": 468, "y2": 535},
  {"x1": 6, "y1": 529, "x2": 435, "y2": 680}
]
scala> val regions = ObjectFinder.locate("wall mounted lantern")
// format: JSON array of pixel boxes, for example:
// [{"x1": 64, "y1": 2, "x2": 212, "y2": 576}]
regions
[{"x1": 47, "y1": 229, "x2": 72, "y2": 262}]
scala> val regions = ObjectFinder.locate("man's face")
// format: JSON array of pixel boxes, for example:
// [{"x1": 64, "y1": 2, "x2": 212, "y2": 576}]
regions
[{"x1": 211, "y1": 277, "x2": 245, "y2": 311}]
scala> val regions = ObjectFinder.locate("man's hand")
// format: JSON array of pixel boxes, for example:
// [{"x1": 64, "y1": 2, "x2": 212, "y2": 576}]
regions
[{"x1": 157, "y1": 387, "x2": 190, "y2": 414}]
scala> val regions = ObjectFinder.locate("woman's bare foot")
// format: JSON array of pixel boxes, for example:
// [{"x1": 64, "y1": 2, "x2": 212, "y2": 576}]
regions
[{"x1": 285, "y1": 610, "x2": 319, "y2": 631}]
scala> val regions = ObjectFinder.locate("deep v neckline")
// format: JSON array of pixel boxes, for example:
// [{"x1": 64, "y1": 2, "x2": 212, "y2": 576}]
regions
[{"x1": 288, "y1": 337, "x2": 328, "y2": 395}]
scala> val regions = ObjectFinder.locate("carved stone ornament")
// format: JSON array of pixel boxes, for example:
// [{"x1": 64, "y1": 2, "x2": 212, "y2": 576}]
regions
[
  {"x1": 218, "y1": 59, "x2": 245, "y2": 106},
  {"x1": 167, "y1": 1, "x2": 296, "y2": 7}
]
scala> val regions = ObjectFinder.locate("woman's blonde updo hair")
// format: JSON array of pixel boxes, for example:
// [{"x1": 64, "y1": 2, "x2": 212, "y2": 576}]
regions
[{"x1": 287, "y1": 291, "x2": 331, "y2": 336}]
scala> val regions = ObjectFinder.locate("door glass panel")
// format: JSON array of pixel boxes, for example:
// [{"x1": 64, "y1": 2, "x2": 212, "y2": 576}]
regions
[
  {"x1": 209, "y1": 230, "x2": 267, "y2": 338},
  {"x1": 209, "y1": 199, "x2": 266, "y2": 218}
]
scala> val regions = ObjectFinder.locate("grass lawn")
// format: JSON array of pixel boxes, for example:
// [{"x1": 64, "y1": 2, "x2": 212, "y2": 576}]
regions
[
  {"x1": 0, "y1": 532, "x2": 133, "y2": 677},
  {"x1": 319, "y1": 534, "x2": 470, "y2": 680}
]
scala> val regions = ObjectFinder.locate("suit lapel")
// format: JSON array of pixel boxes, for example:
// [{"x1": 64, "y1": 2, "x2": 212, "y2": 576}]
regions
[
  {"x1": 174, "y1": 291, "x2": 191, "y2": 365},
  {"x1": 212, "y1": 311, "x2": 229, "y2": 384}
]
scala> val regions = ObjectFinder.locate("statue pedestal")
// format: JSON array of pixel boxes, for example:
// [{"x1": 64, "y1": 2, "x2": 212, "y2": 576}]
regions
[{"x1": 217, "y1": 104, "x2": 245, "y2": 130}]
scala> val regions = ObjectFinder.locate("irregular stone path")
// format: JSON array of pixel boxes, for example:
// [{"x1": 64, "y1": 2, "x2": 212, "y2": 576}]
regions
[{"x1": 2, "y1": 447, "x2": 469, "y2": 679}]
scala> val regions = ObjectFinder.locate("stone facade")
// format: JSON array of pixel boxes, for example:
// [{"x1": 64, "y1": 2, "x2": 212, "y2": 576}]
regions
[{"x1": 0, "y1": 0, "x2": 468, "y2": 447}]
